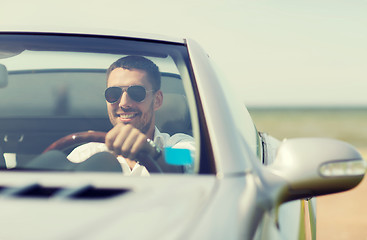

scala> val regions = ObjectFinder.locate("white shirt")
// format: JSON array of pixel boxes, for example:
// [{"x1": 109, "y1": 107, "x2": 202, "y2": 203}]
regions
[{"x1": 67, "y1": 127, "x2": 195, "y2": 176}]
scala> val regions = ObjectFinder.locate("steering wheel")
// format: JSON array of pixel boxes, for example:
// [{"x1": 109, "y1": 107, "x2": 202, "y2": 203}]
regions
[
  {"x1": 43, "y1": 130, "x2": 163, "y2": 173},
  {"x1": 43, "y1": 131, "x2": 106, "y2": 153}
]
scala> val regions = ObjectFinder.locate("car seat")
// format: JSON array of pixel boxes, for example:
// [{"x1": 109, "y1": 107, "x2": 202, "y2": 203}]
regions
[{"x1": 155, "y1": 93, "x2": 192, "y2": 136}]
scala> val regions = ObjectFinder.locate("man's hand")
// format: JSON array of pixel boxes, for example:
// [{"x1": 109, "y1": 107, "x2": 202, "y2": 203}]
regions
[
  {"x1": 105, "y1": 123, "x2": 151, "y2": 160},
  {"x1": 105, "y1": 123, "x2": 181, "y2": 173}
]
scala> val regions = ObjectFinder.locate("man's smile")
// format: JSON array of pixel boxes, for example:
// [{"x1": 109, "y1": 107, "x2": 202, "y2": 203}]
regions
[{"x1": 117, "y1": 112, "x2": 140, "y2": 123}]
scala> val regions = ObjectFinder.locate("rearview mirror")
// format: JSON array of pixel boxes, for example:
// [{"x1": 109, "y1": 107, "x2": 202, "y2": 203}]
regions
[{"x1": 269, "y1": 138, "x2": 366, "y2": 202}]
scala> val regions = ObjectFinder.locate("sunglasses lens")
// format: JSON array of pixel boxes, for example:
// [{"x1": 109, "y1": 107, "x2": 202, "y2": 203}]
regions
[
  {"x1": 127, "y1": 85, "x2": 146, "y2": 102},
  {"x1": 105, "y1": 87, "x2": 122, "y2": 103}
]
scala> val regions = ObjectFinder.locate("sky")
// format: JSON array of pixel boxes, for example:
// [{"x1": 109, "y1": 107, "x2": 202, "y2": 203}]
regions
[{"x1": 1, "y1": 0, "x2": 366, "y2": 107}]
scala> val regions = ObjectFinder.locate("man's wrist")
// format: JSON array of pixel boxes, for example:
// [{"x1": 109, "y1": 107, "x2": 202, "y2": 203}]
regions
[{"x1": 146, "y1": 138, "x2": 162, "y2": 160}]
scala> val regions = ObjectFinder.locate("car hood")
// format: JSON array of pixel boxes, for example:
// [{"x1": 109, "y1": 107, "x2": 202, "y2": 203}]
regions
[{"x1": 0, "y1": 172, "x2": 216, "y2": 240}]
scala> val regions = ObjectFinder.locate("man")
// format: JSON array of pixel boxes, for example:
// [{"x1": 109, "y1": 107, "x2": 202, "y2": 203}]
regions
[{"x1": 68, "y1": 56, "x2": 195, "y2": 175}]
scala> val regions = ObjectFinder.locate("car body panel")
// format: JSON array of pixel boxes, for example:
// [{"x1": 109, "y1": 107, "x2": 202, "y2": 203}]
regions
[
  {"x1": 0, "y1": 172, "x2": 216, "y2": 240},
  {"x1": 186, "y1": 38, "x2": 256, "y2": 175}
]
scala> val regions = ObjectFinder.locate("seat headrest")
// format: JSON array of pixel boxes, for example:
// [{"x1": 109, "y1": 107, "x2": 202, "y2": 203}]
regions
[{"x1": 155, "y1": 93, "x2": 191, "y2": 136}]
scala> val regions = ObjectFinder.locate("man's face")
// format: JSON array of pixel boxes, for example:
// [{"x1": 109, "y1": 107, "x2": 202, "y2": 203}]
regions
[{"x1": 106, "y1": 68, "x2": 162, "y2": 137}]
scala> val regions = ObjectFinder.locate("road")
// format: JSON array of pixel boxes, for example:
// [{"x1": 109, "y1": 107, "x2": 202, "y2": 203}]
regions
[{"x1": 317, "y1": 173, "x2": 367, "y2": 239}]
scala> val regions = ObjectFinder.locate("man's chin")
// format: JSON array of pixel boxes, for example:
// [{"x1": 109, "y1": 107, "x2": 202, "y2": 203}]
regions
[
  {"x1": 116, "y1": 117, "x2": 141, "y2": 128},
  {"x1": 118, "y1": 118, "x2": 134, "y2": 124},
  {"x1": 110, "y1": 118, "x2": 133, "y2": 126},
  {"x1": 110, "y1": 115, "x2": 151, "y2": 134}
]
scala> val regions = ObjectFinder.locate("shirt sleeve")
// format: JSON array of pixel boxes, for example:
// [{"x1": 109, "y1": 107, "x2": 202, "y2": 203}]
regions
[
  {"x1": 68, "y1": 142, "x2": 150, "y2": 176},
  {"x1": 67, "y1": 142, "x2": 109, "y2": 163}
]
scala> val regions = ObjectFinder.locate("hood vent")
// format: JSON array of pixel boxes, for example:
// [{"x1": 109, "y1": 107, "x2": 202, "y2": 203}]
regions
[
  {"x1": 69, "y1": 185, "x2": 129, "y2": 199},
  {"x1": 0, "y1": 183, "x2": 129, "y2": 200}
]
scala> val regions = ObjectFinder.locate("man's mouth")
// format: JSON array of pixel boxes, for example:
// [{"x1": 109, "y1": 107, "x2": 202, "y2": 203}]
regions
[{"x1": 117, "y1": 112, "x2": 139, "y2": 122}]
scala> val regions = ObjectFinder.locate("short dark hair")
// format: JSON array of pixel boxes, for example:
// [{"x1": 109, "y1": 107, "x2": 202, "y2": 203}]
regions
[{"x1": 106, "y1": 56, "x2": 161, "y2": 92}]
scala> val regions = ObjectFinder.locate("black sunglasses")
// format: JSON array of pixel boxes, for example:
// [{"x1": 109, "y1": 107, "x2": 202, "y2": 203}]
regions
[{"x1": 105, "y1": 85, "x2": 153, "y2": 103}]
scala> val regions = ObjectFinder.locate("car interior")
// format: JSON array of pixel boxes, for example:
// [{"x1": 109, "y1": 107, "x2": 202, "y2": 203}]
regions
[{"x1": 0, "y1": 66, "x2": 192, "y2": 169}]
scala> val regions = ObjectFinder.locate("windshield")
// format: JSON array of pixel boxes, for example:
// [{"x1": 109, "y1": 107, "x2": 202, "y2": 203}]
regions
[{"x1": 0, "y1": 34, "x2": 200, "y2": 175}]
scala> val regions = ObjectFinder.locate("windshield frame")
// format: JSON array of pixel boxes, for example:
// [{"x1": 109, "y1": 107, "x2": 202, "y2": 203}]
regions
[{"x1": 0, "y1": 32, "x2": 212, "y2": 175}]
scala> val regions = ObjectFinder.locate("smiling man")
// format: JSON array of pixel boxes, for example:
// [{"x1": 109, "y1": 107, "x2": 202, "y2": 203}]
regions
[
  {"x1": 68, "y1": 56, "x2": 195, "y2": 175},
  {"x1": 104, "y1": 56, "x2": 163, "y2": 160}
]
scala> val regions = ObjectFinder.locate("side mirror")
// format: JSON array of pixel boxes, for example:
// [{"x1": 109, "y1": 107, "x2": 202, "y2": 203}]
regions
[
  {"x1": 269, "y1": 138, "x2": 366, "y2": 202},
  {"x1": 0, "y1": 64, "x2": 8, "y2": 88}
]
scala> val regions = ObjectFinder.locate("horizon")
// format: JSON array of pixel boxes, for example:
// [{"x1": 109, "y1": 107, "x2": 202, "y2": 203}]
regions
[{"x1": 247, "y1": 105, "x2": 367, "y2": 110}]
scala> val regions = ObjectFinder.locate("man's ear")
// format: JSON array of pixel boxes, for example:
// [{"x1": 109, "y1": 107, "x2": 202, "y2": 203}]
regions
[{"x1": 153, "y1": 90, "x2": 163, "y2": 111}]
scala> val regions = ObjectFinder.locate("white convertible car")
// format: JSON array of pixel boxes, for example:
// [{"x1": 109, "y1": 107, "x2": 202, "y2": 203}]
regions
[{"x1": 0, "y1": 28, "x2": 365, "y2": 239}]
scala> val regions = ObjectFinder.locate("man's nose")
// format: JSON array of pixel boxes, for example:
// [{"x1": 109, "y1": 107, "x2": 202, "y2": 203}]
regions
[{"x1": 118, "y1": 90, "x2": 132, "y2": 107}]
